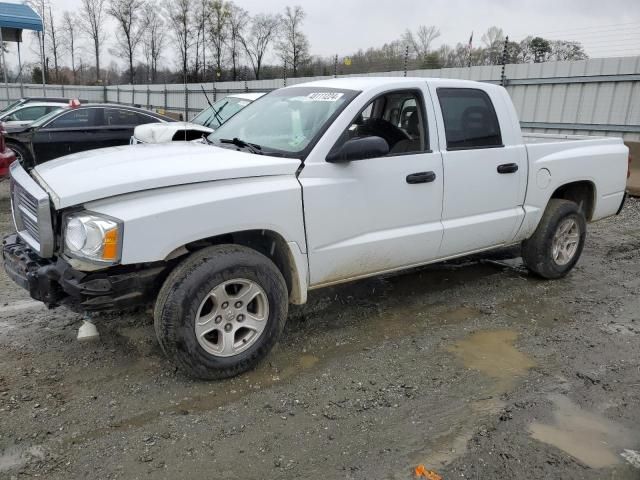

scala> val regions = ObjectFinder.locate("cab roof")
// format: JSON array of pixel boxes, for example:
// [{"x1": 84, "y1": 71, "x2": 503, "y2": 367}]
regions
[{"x1": 284, "y1": 76, "x2": 499, "y2": 92}]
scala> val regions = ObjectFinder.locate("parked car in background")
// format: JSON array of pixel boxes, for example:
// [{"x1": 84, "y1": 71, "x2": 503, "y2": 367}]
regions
[
  {"x1": 0, "y1": 102, "x2": 67, "y2": 127},
  {"x1": 4, "y1": 104, "x2": 174, "y2": 166},
  {"x1": 0, "y1": 97, "x2": 82, "y2": 115},
  {"x1": 0, "y1": 123, "x2": 16, "y2": 179},
  {"x1": 131, "y1": 93, "x2": 265, "y2": 144}
]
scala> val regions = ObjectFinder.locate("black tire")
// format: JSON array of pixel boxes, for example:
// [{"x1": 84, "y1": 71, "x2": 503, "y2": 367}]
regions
[
  {"x1": 154, "y1": 245, "x2": 288, "y2": 380},
  {"x1": 6, "y1": 142, "x2": 33, "y2": 165},
  {"x1": 522, "y1": 199, "x2": 587, "y2": 279}
]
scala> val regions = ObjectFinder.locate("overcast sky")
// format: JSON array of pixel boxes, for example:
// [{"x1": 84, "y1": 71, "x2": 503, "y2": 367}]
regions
[{"x1": 5, "y1": 0, "x2": 640, "y2": 73}]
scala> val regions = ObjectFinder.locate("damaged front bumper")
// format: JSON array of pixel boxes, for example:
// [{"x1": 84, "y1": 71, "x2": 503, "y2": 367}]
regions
[{"x1": 2, "y1": 233, "x2": 170, "y2": 312}]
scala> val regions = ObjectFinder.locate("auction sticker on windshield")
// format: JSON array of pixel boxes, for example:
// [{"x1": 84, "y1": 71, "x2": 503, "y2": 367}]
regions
[{"x1": 307, "y1": 92, "x2": 344, "y2": 102}]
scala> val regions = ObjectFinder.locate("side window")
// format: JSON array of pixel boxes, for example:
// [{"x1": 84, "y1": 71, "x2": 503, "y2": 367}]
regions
[
  {"x1": 331, "y1": 90, "x2": 427, "y2": 159},
  {"x1": 105, "y1": 109, "x2": 158, "y2": 126},
  {"x1": 14, "y1": 106, "x2": 48, "y2": 121},
  {"x1": 134, "y1": 112, "x2": 160, "y2": 125},
  {"x1": 437, "y1": 88, "x2": 502, "y2": 150},
  {"x1": 48, "y1": 109, "x2": 93, "y2": 129}
]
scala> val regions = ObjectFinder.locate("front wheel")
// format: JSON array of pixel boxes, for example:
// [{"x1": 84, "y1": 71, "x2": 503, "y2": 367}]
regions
[
  {"x1": 522, "y1": 199, "x2": 587, "y2": 279},
  {"x1": 154, "y1": 245, "x2": 288, "y2": 380},
  {"x1": 6, "y1": 142, "x2": 32, "y2": 165}
]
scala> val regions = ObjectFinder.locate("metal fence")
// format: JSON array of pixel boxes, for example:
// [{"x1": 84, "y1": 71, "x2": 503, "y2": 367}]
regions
[{"x1": 2, "y1": 55, "x2": 639, "y2": 141}]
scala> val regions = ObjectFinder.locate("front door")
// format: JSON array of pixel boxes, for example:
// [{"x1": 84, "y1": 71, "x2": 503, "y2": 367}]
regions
[
  {"x1": 33, "y1": 108, "x2": 103, "y2": 162},
  {"x1": 430, "y1": 86, "x2": 527, "y2": 258},
  {"x1": 300, "y1": 88, "x2": 444, "y2": 287}
]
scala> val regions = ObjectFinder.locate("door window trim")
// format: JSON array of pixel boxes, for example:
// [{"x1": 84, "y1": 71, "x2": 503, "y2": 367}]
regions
[
  {"x1": 436, "y1": 87, "x2": 504, "y2": 152},
  {"x1": 327, "y1": 88, "x2": 432, "y2": 162}
]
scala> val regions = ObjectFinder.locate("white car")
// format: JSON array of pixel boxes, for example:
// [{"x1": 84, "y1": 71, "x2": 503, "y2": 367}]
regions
[
  {"x1": 131, "y1": 92, "x2": 265, "y2": 144},
  {"x1": 0, "y1": 102, "x2": 67, "y2": 127},
  {"x1": 3, "y1": 77, "x2": 629, "y2": 380}
]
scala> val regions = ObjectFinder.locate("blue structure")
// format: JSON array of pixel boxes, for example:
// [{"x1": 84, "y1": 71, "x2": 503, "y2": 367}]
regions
[
  {"x1": 0, "y1": 2, "x2": 45, "y2": 101},
  {"x1": 0, "y1": 2, "x2": 43, "y2": 32}
]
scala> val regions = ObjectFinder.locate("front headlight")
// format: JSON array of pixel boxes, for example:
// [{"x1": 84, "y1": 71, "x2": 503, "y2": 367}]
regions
[{"x1": 64, "y1": 213, "x2": 123, "y2": 264}]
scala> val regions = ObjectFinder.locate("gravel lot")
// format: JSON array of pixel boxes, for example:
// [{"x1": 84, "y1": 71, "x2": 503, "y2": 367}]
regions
[{"x1": 0, "y1": 179, "x2": 639, "y2": 479}]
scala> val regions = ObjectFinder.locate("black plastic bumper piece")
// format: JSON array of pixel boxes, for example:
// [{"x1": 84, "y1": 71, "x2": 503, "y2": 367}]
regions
[
  {"x1": 616, "y1": 192, "x2": 627, "y2": 215},
  {"x1": 2, "y1": 234, "x2": 170, "y2": 312}
]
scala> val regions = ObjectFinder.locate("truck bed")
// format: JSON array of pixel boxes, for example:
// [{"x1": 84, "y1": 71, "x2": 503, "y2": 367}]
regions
[{"x1": 523, "y1": 132, "x2": 618, "y2": 144}]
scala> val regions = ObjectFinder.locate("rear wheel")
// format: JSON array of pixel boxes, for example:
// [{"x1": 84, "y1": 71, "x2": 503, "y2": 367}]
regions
[
  {"x1": 154, "y1": 245, "x2": 288, "y2": 380},
  {"x1": 522, "y1": 199, "x2": 587, "y2": 279}
]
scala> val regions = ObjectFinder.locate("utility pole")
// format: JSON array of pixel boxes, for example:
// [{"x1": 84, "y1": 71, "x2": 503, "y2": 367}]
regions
[
  {"x1": 501, "y1": 36, "x2": 509, "y2": 87},
  {"x1": 404, "y1": 45, "x2": 409, "y2": 77}
]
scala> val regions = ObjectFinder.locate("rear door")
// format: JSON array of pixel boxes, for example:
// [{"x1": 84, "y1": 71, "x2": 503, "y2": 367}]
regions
[
  {"x1": 102, "y1": 108, "x2": 162, "y2": 148},
  {"x1": 430, "y1": 86, "x2": 527, "y2": 257}
]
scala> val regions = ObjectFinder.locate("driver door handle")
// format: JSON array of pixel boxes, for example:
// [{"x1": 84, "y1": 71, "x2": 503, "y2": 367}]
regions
[
  {"x1": 497, "y1": 163, "x2": 519, "y2": 174},
  {"x1": 406, "y1": 171, "x2": 436, "y2": 184}
]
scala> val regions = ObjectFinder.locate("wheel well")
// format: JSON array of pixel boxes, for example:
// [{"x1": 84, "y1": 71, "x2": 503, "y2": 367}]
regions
[
  {"x1": 550, "y1": 181, "x2": 596, "y2": 221},
  {"x1": 173, "y1": 230, "x2": 302, "y2": 304}
]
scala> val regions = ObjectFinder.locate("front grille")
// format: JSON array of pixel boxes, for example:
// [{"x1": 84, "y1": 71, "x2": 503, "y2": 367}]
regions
[
  {"x1": 9, "y1": 162, "x2": 54, "y2": 258},
  {"x1": 15, "y1": 185, "x2": 40, "y2": 243}
]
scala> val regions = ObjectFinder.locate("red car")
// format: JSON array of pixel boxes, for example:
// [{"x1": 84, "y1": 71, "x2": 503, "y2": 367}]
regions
[{"x1": 0, "y1": 123, "x2": 16, "y2": 179}]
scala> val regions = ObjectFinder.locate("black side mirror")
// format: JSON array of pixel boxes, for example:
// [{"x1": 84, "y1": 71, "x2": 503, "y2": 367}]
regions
[{"x1": 326, "y1": 136, "x2": 389, "y2": 163}]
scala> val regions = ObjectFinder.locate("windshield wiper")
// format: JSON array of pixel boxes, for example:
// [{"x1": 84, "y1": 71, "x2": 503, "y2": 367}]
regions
[
  {"x1": 212, "y1": 101, "x2": 228, "y2": 126},
  {"x1": 219, "y1": 137, "x2": 263, "y2": 155}
]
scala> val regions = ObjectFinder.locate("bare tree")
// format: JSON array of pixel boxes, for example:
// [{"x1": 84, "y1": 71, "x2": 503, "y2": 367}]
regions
[
  {"x1": 163, "y1": 0, "x2": 194, "y2": 81},
  {"x1": 402, "y1": 25, "x2": 441, "y2": 59},
  {"x1": 481, "y1": 26, "x2": 505, "y2": 65},
  {"x1": 276, "y1": 6, "x2": 309, "y2": 77},
  {"x1": 45, "y1": 6, "x2": 62, "y2": 82},
  {"x1": 207, "y1": 0, "x2": 230, "y2": 80},
  {"x1": 193, "y1": 0, "x2": 208, "y2": 81},
  {"x1": 80, "y1": 0, "x2": 107, "y2": 83},
  {"x1": 241, "y1": 13, "x2": 279, "y2": 80},
  {"x1": 227, "y1": 3, "x2": 248, "y2": 80},
  {"x1": 141, "y1": 5, "x2": 165, "y2": 83},
  {"x1": 107, "y1": 0, "x2": 147, "y2": 84},
  {"x1": 62, "y1": 12, "x2": 79, "y2": 83},
  {"x1": 26, "y1": 0, "x2": 48, "y2": 79}
]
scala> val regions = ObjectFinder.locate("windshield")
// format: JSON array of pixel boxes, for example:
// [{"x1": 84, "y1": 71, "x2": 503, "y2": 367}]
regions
[
  {"x1": 0, "y1": 100, "x2": 22, "y2": 115},
  {"x1": 192, "y1": 97, "x2": 253, "y2": 129},
  {"x1": 208, "y1": 87, "x2": 359, "y2": 157},
  {"x1": 31, "y1": 108, "x2": 67, "y2": 128}
]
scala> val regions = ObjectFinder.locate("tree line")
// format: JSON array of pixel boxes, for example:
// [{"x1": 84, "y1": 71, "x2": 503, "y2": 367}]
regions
[{"x1": 25, "y1": 1, "x2": 588, "y2": 86}]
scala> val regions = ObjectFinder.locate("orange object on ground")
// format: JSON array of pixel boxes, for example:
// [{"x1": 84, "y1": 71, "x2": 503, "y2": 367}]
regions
[{"x1": 415, "y1": 464, "x2": 443, "y2": 480}]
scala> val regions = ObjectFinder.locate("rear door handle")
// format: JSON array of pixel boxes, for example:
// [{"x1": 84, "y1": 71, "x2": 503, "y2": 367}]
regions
[
  {"x1": 406, "y1": 171, "x2": 437, "y2": 184},
  {"x1": 497, "y1": 163, "x2": 519, "y2": 174}
]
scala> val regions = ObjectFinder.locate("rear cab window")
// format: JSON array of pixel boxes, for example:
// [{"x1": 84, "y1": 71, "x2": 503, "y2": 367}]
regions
[{"x1": 437, "y1": 88, "x2": 503, "y2": 150}]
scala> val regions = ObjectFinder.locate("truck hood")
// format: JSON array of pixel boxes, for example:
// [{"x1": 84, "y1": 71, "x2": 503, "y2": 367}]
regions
[
  {"x1": 133, "y1": 122, "x2": 214, "y2": 144},
  {"x1": 34, "y1": 143, "x2": 301, "y2": 209}
]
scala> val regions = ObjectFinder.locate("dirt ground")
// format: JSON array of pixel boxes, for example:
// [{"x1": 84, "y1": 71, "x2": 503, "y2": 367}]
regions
[{"x1": 0, "y1": 179, "x2": 639, "y2": 480}]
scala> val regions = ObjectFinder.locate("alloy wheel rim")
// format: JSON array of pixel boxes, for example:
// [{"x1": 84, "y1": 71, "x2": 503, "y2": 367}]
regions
[
  {"x1": 194, "y1": 278, "x2": 269, "y2": 357},
  {"x1": 552, "y1": 218, "x2": 580, "y2": 266}
]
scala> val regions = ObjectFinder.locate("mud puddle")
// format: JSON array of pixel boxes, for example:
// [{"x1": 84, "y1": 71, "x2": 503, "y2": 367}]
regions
[
  {"x1": 411, "y1": 330, "x2": 535, "y2": 471},
  {"x1": 447, "y1": 330, "x2": 535, "y2": 389},
  {"x1": 529, "y1": 394, "x2": 637, "y2": 469}
]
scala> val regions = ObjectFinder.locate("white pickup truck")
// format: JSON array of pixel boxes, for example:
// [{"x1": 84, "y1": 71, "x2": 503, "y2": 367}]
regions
[{"x1": 3, "y1": 77, "x2": 629, "y2": 379}]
